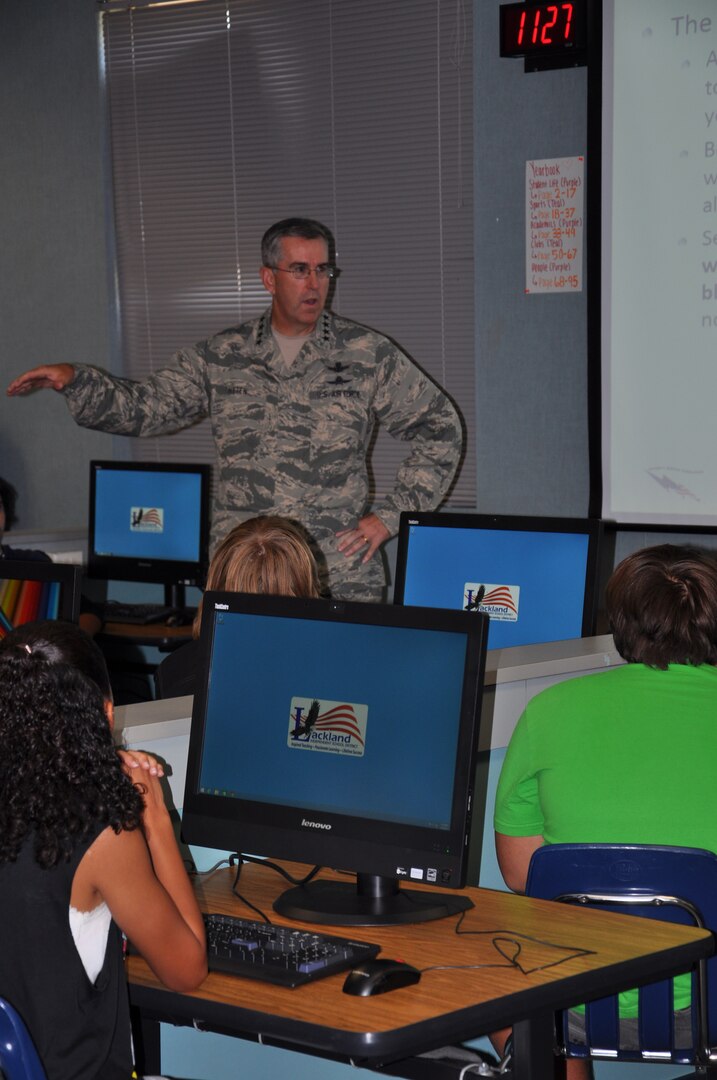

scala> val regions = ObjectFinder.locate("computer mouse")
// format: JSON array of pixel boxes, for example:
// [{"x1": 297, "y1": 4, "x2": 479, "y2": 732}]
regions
[{"x1": 342, "y1": 958, "x2": 421, "y2": 996}]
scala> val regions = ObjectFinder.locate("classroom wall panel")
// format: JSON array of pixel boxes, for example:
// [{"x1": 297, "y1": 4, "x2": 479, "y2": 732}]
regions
[
  {"x1": 0, "y1": 0, "x2": 117, "y2": 532},
  {"x1": 474, "y1": 5, "x2": 589, "y2": 517}
]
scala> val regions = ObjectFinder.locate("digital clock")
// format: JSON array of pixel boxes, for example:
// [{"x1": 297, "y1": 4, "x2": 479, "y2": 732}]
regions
[{"x1": 500, "y1": 2, "x2": 587, "y2": 67}]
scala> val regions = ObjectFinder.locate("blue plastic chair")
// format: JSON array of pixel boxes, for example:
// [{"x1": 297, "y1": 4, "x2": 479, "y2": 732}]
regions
[
  {"x1": 0, "y1": 998, "x2": 46, "y2": 1080},
  {"x1": 526, "y1": 844, "x2": 717, "y2": 1074}
]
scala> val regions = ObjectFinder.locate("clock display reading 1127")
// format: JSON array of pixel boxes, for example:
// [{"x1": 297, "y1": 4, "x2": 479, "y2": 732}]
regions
[{"x1": 499, "y1": 2, "x2": 587, "y2": 60}]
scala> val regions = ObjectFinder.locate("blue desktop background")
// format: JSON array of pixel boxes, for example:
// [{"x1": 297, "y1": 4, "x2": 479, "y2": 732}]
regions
[
  {"x1": 93, "y1": 469, "x2": 202, "y2": 561},
  {"x1": 400, "y1": 525, "x2": 591, "y2": 648},
  {"x1": 198, "y1": 611, "x2": 468, "y2": 830}
]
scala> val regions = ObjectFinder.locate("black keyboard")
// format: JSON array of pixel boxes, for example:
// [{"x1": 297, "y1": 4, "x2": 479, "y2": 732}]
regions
[
  {"x1": 203, "y1": 913, "x2": 380, "y2": 988},
  {"x1": 99, "y1": 601, "x2": 177, "y2": 625}
]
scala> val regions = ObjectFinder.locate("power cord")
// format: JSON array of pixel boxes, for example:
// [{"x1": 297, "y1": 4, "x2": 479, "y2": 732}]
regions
[{"x1": 228, "y1": 853, "x2": 322, "y2": 922}]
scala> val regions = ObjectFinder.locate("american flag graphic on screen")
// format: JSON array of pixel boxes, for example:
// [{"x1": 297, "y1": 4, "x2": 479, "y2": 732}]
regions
[
  {"x1": 464, "y1": 583, "x2": 520, "y2": 622},
  {"x1": 130, "y1": 506, "x2": 164, "y2": 532},
  {"x1": 288, "y1": 697, "x2": 367, "y2": 757}
]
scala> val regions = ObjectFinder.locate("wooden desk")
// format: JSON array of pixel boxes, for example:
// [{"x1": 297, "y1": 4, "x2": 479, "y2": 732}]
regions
[{"x1": 127, "y1": 863, "x2": 713, "y2": 1079}]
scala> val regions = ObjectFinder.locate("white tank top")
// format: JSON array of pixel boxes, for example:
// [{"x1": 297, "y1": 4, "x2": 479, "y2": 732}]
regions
[{"x1": 69, "y1": 902, "x2": 111, "y2": 983}]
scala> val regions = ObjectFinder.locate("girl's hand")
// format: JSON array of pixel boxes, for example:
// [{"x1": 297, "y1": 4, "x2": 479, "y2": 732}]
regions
[
  {"x1": 118, "y1": 750, "x2": 172, "y2": 838},
  {"x1": 117, "y1": 748, "x2": 165, "y2": 780}
]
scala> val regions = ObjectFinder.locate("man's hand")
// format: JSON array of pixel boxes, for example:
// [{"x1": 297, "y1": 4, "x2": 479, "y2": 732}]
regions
[
  {"x1": 336, "y1": 513, "x2": 390, "y2": 564},
  {"x1": 6, "y1": 363, "x2": 76, "y2": 396}
]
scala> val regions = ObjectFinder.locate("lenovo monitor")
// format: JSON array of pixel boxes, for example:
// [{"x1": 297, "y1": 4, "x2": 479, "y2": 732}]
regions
[
  {"x1": 182, "y1": 592, "x2": 489, "y2": 926},
  {"x1": 88, "y1": 461, "x2": 210, "y2": 603},
  {"x1": 394, "y1": 512, "x2": 602, "y2": 649}
]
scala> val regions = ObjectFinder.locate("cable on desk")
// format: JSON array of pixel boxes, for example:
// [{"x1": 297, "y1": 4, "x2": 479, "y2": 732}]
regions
[
  {"x1": 416, "y1": 908, "x2": 598, "y2": 977},
  {"x1": 228, "y1": 853, "x2": 322, "y2": 923},
  {"x1": 190, "y1": 857, "x2": 232, "y2": 882}
]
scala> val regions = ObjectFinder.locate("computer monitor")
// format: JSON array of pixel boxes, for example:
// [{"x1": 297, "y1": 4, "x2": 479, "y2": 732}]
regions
[
  {"x1": 0, "y1": 560, "x2": 82, "y2": 637},
  {"x1": 88, "y1": 461, "x2": 210, "y2": 605},
  {"x1": 182, "y1": 592, "x2": 489, "y2": 927},
  {"x1": 394, "y1": 512, "x2": 603, "y2": 649}
]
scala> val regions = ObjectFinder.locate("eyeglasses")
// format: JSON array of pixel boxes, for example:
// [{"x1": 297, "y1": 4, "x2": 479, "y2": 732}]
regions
[{"x1": 270, "y1": 263, "x2": 338, "y2": 281}]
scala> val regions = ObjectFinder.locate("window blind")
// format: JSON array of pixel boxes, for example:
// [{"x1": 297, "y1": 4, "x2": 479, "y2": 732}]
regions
[{"x1": 100, "y1": 0, "x2": 475, "y2": 507}]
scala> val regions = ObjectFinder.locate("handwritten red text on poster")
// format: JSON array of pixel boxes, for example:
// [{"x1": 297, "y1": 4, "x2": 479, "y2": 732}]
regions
[{"x1": 526, "y1": 156, "x2": 584, "y2": 294}]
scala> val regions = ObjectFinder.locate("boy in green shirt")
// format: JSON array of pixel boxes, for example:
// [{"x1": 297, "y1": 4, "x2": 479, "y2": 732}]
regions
[{"x1": 493, "y1": 544, "x2": 717, "y2": 1076}]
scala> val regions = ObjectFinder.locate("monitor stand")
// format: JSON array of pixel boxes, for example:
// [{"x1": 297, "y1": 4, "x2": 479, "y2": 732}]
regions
[
  {"x1": 273, "y1": 872, "x2": 473, "y2": 927},
  {"x1": 161, "y1": 583, "x2": 196, "y2": 626},
  {"x1": 164, "y1": 583, "x2": 186, "y2": 612}
]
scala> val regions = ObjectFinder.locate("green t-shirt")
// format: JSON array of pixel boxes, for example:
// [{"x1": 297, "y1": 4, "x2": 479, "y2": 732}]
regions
[{"x1": 494, "y1": 662, "x2": 717, "y2": 1014}]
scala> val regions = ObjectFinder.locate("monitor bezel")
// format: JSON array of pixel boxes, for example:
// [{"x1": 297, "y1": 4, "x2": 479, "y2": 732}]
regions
[
  {"x1": 182, "y1": 592, "x2": 488, "y2": 895},
  {"x1": 393, "y1": 511, "x2": 604, "y2": 639},
  {"x1": 0, "y1": 559, "x2": 82, "y2": 625},
  {"x1": 87, "y1": 460, "x2": 211, "y2": 587}
]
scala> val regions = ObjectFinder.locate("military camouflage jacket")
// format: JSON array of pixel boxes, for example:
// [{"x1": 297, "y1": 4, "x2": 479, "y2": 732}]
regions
[{"x1": 64, "y1": 309, "x2": 462, "y2": 545}]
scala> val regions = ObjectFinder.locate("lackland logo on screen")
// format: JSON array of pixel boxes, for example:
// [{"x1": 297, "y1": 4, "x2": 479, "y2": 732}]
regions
[
  {"x1": 288, "y1": 697, "x2": 367, "y2": 757},
  {"x1": 130, "y1": 507, "x2": 164, "y2": 533},
  {"x1": 463, "y1": 583, "x2": 520, "y2": 622}
]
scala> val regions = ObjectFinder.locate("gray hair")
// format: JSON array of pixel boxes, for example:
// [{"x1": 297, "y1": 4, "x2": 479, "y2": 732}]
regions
[{"x1": 261, "y1": 217, "x2": 335, "y2": 267}]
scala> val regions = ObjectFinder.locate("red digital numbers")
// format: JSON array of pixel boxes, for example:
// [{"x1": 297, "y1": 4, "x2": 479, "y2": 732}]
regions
[
  {"x1": 538, "y1": 7, "x2": 557, "y2": 44},
  {"x1": 516, "y1": 4, "x2": 574, "y2": 48},
  {"x1": 500, "y1": 0, "x2": 584, "y2": 61},
  {"x1": 562, "y1": 3, "x2": 573, "y2": 42}
]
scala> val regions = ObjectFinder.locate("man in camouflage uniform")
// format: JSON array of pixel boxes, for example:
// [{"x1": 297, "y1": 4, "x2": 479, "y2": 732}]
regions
[{"x1": 7, "y1": 218, "x2": 462, "y2": 601}]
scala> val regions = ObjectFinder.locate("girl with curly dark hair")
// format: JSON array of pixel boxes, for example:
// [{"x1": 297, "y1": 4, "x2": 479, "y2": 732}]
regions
[{"x1": 0, "y1": 620, "x2": 206, "y2": 1080}]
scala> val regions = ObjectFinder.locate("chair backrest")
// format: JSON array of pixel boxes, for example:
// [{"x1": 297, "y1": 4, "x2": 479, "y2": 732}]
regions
[
  {"x1": 0, "y1": 999, "x2": 47, "y2": 1080},
  {"x1": 526, "y1": 844, "x2": 717, "y2": 1067}
]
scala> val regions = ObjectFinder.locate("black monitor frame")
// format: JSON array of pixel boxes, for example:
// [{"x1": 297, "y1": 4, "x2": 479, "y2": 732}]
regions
[
  {"x1": 394, "y1": 511, "x2": 604, "y2": 640},
  {"x1": 87, "y1": 460, "x2": 210, "y2": 604},
  {"x1": 0, "y1": 559, "x2": 82, "y2": 629},
  {"x1": 182, "y1": 592, "x2": 489, "y2": 926}
]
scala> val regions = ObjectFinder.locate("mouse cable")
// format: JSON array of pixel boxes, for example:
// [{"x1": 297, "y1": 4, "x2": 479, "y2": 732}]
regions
[{"x1": 453, "y1": 908, "x2": 596, "y2": 956}]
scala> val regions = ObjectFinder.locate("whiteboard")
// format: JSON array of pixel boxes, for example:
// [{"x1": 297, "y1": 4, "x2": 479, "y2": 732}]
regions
[{"x1": 602, "y1": 0, "x2": 717, "y2": 525}]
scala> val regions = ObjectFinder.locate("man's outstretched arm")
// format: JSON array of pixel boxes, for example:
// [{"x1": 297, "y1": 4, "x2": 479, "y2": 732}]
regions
[
  {"x1": 8, "y1": 353, "x2": 210, "y2": 439},
  {"x1": 7, "y1": 364, "x2": 76, "y2": 395}
]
